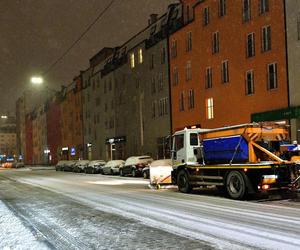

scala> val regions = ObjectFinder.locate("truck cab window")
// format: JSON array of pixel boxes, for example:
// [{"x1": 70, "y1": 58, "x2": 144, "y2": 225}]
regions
[
  {"x1": 190, "y1": 133, "x2": 198, "y2": 146},
  {"x1": 175, "y1": 134, "x2": 184, "y2": 151}
]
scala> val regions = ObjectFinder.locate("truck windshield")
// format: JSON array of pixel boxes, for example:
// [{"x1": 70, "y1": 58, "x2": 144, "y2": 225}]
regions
[{"x1": 190, "y1": 133, "x2": 198, "y2": 146}]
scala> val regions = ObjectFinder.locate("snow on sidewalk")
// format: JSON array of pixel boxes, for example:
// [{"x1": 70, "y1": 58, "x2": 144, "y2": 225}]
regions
[{"x1": 0, "y1": 201, "x2": 47, "y2": 250}]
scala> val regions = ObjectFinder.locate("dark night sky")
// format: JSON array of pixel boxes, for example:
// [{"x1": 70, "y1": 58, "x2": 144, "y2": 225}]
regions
[{"x1": 0, "y1": 0, "x2": 178, "y2": 116}]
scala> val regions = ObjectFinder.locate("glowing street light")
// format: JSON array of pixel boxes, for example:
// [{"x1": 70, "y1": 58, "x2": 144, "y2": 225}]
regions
[{"x1": 30, "y1": 76, "x2": 44, "y2": 85}]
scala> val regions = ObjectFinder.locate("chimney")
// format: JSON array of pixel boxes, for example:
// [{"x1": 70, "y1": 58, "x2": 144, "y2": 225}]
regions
[{"x1": 148, "y1": 14, "x2": 158, "y2": 25}]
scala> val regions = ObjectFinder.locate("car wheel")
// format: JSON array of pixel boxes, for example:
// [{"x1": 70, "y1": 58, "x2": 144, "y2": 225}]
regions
[
  {"x1": 119, "y1": 169, "x2": 124, "y2": 177},
  {"x1": 132, "y1": 168, "x2": 136, "y2": 177},
  {"x1": 177, "y1": 170, "x2": 192, "y2": 193},
  {"x1": 226, "y1": 171, "x2": 246, "y2": 200}
]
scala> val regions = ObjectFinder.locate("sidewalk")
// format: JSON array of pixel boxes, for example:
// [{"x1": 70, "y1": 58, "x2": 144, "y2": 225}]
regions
[{"x1": 0, "y1": 201, "x2": 47, "y2": 250}]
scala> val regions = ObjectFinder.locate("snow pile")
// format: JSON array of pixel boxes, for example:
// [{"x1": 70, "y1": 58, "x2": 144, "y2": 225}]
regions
[{"x1": 0, "y1": 201, "x2": 47, "y2": 250}]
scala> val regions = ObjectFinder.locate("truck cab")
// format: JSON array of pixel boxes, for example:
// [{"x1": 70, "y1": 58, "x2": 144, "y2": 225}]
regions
[{"x1": 172, "y1": 128, "x2": 207, "y2": 166}]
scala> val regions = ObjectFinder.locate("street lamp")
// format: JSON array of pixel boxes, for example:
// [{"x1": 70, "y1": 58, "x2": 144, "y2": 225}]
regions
[
  {"x1": 30, "y1": 76, "x2": 44, "y2": 85},
  {"x1": 1, "y1": 115, "x2": 8, "y2": 119}
]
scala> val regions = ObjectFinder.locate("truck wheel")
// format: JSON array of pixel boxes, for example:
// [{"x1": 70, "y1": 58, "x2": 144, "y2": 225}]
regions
[
  {"x1": 226, "y1": 171, "x2": 246, "y2": 200},
  {"x1": 177, "y1": 170, "x2": 192, "y2": 193}
]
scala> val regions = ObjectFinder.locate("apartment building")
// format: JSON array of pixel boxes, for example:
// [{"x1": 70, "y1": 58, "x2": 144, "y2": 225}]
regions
[
  {"x1": 170, "y1": 0, "x2": 289, "y2": 132},
  {"x1": 99, "y1": 4, "x2": 182, "y2": 160},
  {"x1": 60, "y1": 76, "x2": 84, "y2": 160},
  {"x1": 82, "y1": 47, "x2": 115, "y2": 160}
]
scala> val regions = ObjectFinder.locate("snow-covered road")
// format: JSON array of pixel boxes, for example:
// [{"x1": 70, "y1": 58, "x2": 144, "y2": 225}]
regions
[{"x1": 1, "y1": 168, "x2": 300, "y2": 249}]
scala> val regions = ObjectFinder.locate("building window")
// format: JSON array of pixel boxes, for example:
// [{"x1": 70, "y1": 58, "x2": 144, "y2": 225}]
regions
[
  {"x1": 173, "y1": 67, "x2": 179, "y2": 86},
  {"x1": 242, "y1": 0, "x2": 251, "y2": 22},
  {"x1": 150, "y1": 54, "x2": 154, "y2": 69},
  {"x1": 259, "y1": 0, "x2": 269, "y2": 15},
  {"x1": 245, "y1": 70, "x2": 254, "y2": 95},
  {"x1": 186, "y1": 32, "x2": 192, "y2": 52},
  {"x1": 151, "y1": 77, "x2": 156, "y2": 94},
  {"x1": 219, "y1": 0, "x2": 226, "y2": 17},
  {"x1": 247, "y1": 33, "x2": 255, "y2": 58},
  {"x1": 138, "y1": 48, "x2": 143, "y2": 64},
  {"x1": 204, "y1": 7, "x2": 209, "y2": 26},
  {"x1": 171, "y1": 40, "x2": 177, "y2": 58},
  {"x1": 205, "y1": 67, "x2": 213, "y2": 89},
  {"x1": 130, "y1": 52, "x2": 135, "y2": 68},
  {"x1": 267, "y1": 63, "x2": 278, "y2": 90},
  {"x1": 212, "y1": 32, "x2": 219, "y2": 54},
  {"x1": 159, "y1": 98, "x2": 169, "y2": 117},
  {"x1": 262, "y1": 25, "x2": 271, "y2": 52},
  {"x1": 158, "y1": 73, "x2": 163, "y2": 91},
  {"x1": 179, "y1": 92, "x2": 185, "y2": 112},
  {"x1": 152, "y1": 101, "x2": 156, "y2": 118},
  {"x1": 221, "y1": 60, "x2": 229, "y2": 83},
  {"x1": 161, "y1": 47, "x2": 166, "y2": 64},
  {"x1": 186, "y1": 61, "x2": 192, "y2": 81},
  {"x1": 188, "y1": 89, "x2": 195, "y2": 109},
  {"x1": 206, "y1": 98, "x2": 214, "y2": 120}
]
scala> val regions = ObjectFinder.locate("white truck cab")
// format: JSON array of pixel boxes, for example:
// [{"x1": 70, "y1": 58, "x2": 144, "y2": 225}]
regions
[{"x1": 172, "y1": 128, "x2": 208, "y2": 167}]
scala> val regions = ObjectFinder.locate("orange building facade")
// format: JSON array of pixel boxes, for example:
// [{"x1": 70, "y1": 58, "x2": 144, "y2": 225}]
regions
[
  {"x1": 60, "y1": 76, "x2": 84, "y2": 160},
  {"x1": 170, "y1": 0, "x2": 289, "y2": 132}
]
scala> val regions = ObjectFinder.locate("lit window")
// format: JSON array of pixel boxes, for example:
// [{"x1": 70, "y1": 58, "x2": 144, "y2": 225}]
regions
[
  {"x1": 245, "y1": 70, "x2": 254, "y2": 95},
  {"x1": 206, "y1": 98, "x2": 214, "y2": 120},
  {"x1": 221, "y1": 60, "x2": 229, "y2": 83},
  {"x1": 267, "y1": 63, "x2": 277, "y2": 90},
  {"x1": 130, "y1": 52, "x2": 135, "y2": 68},
  {"x1": 138, "y1": 48, "x2": 143, "y2": 64},
  {"x1": 262, "y1": 25, "x2": 271, "y2": 52}
]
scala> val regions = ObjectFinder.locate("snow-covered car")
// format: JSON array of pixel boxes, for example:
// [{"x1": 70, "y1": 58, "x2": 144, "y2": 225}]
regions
[
  {"x1": 73, "y1": 160, "x2": 90, "y2": 173},
  {"x1": 62, "y1": 160, "x2": 77, "y2": 172},
  {"x1": 149, "y1": 159, "x2": 172, "y2": 186},
  {"x1": 120, "y1": 156, "x2": 153, "y2": 177},
  {"x1": 102, "y1": 160, "x2": 125, "y2": 175},
  {"x1": 55, "y1": 160, "x2": 68, "y2": 171},
  {"x1": 85, "y1": 160, "x2": 106, "y2": 174}
]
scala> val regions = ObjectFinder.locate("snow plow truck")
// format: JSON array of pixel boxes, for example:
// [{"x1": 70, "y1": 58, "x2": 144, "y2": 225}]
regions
[{"x1": 171, "y1": 123, "x2": 300, "y2": 199}]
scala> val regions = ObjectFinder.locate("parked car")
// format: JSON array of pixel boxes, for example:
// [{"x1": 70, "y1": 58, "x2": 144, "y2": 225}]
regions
[
  {"x1": 62, "y1": 160, "x2": 77, "y2": 172},
  {"x1": 55, "y1": 160, "x2": 68, "y2": 171},
  {"x1": 85, "y1": 160, "x2": 106, "y2": 174},
  {"x1": 13, "y1": 161, "x2": 25, "y2": 168},
  {"x1": 120, "y1": 156, "x2": 153, "y2": 177},
  {"x1": 102, "y1": 160, "x2": 125, "y2": 175},
  {"x1": 73, "y1": 160, "x2": 90, "y2": 173}
]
